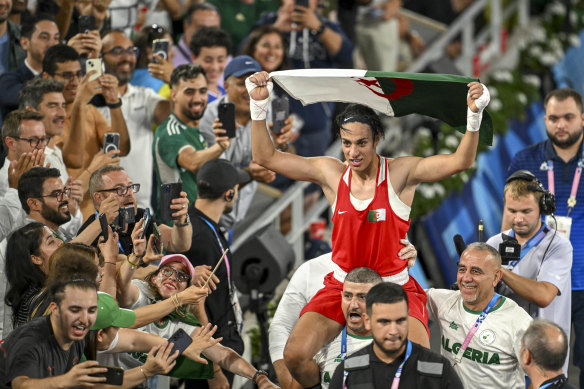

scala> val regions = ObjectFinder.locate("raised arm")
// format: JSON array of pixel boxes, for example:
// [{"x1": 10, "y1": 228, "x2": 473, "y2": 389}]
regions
[
  {"x1": 388, "y1": 82, "x2": 489, "y2": 205},
  {"x1": 158, "y1": 191, "x2": 192, "y2": 252},
  {"x1": 247, "y1": 71, "x2": 344, "y2": 203}
]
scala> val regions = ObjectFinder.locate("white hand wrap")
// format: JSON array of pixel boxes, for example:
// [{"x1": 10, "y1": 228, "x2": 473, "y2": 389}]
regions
[
  {"x1": 245, "y1": 76, "x2": 273, "y2": 121},
  {"x1": 467, "y1": 83, "x2": 490, "y2": 132}
]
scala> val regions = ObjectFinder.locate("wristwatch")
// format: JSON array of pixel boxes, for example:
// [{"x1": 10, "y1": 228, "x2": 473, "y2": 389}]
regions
[
  {"x1": 106, "y1": 99, "x2": 122, "y2": 109},
  {"x1": 174, "y1": 213, "x2": 190, "y2": 227},
  {"x1": 311, "y1": 23, "x2": 325, "y2": 36},
  {"x1": 252, "y1": 369, "x2": 268, "y2": 384}
]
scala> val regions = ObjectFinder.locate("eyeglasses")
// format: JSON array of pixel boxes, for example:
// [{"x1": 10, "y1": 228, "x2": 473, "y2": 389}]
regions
[
  {"x1": 53, "y1": 71, "x2": 83, "y2": 81},
  {"x1": 159, "y1": 266, "x2": 191, "y2": 283},
  {"x1": 97, "y1": 183, "x2": 140, "y2": 196},
  {"x1": 39, "y1": 188, "x2": 71, "y2": 202},
  {"x1": 13, "y1": 136, "x2": 52, "y2": 148},
  {"x1": 103, "y1": 46, "x2": 140, "y2": 57}
]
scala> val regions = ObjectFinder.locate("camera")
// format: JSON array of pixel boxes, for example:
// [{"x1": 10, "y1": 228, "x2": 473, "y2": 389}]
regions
[
  {"x1": 112, "y1": 206, "x2": 135, "y2": 231},
  {"x1": 499, "y1": 234, "x2": 521, "y2": 265}
]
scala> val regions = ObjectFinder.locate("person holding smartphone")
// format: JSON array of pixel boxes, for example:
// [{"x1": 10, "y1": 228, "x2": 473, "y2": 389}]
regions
[
  {"x1": 198, "y1": 56, "x2": 294, "y2": 229},
  {"x1": 99, "y1": 30, "x2": 171, "y2": 211},
  {"x1": 114, "y1": 254, "x2": 280, "y2": 388},
  {"x1": 153, "y1": 64, "x2": 230, "y2": 214},
  {"x1": 78, "y1": 165, "x2": 192, "y2": 260}
]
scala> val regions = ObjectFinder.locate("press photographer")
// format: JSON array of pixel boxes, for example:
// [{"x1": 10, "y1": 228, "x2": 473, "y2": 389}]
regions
[{"x1": 486, "y1": 170, "x2": 572, "y2": 372}]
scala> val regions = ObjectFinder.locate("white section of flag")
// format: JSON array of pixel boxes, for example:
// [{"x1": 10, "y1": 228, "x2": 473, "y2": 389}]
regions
[{"x1": 269, "y1": 69, "x2": 395, "y2": 116}]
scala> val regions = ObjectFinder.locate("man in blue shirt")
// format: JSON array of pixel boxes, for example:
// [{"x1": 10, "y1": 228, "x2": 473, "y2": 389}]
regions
[{"x1": 505, "y1": 88, "x2": 584, "y2": 382}]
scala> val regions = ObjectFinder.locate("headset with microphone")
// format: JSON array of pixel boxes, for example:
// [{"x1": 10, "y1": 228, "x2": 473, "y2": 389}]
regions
[{"x1": 505, "y1": 170, "x2": 556, "y2": 215}]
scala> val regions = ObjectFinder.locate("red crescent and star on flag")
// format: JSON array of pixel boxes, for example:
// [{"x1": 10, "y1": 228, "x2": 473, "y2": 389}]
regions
[{"x1": 352, "y1": 77, "x2": 414, "y2": 100}]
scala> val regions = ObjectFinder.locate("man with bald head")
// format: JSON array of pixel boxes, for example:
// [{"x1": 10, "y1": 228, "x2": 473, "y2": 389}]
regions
[
  {"x1": 99, "y1": 30, "x2": 171, "y2": 210},
  {"x1": 426, "y1": 242, "x2": 533, "y2": 389},
  {"x1": 521, "y1": 319, "x2": 575, "y2": 389}
]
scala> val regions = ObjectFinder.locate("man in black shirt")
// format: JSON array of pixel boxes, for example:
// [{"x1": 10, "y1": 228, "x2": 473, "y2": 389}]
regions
[
  {"x1": 330, "y1": 282, "x2": 463, "y2": 389},
  {"x1": 177, "y1": 158, "x2": 250, "y2": 388},
  {"x1": 0, "y1": 278, "x2": 104, "y2": 388}
]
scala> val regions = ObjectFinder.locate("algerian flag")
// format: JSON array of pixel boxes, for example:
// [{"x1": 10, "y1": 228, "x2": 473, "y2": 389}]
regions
[{"x1": 270, "y1": 69, "x2": 493, "y2": 145}]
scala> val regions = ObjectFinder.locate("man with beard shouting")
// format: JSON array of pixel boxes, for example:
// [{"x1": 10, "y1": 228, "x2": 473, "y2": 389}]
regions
[{"x1": 330, "y1": 282, "x2": 463, "y2": 388}]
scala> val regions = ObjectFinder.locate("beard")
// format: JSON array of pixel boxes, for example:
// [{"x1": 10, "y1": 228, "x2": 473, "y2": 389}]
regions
[
  {"x1": 41, "y1": 201, "x2": 72, "y2": 226},
  {"x1": 180, "y1": 104, "x2": 205, "y2": 122},
  {"x1": 373, "y1": 334, "x2": 407, "y2": 358},
  {"x1": 547, "y1": 129, "x2": 583, "y2": 149}
]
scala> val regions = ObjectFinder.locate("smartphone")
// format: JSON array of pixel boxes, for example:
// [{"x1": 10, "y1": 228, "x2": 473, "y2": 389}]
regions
[
  {"x1": 271, "y1": 96, "x2": 289, "y2": 135},
  {"x1": 218, "y1": 102, "x2": 236, "y2": 139},
  {"x1": 141, "y1": 208, "x2": 152, "y2": 240},
  {"x1": 86, "y1": 58, "x2": 102, "y2": 81},
  {"x1": 91, "y1": 365, "x2": 124, "y2": 385},
  {"x1": 103, "y1": 132, "x2": 120, "y2": 154},
  {"x1": 168, "y1": 328, "x2": 193, "y2": 356},
  {"x1": 78, "y1": 15, "x2": 96, "y2": 33},
  {"x1": 112, "y1": 206, "x2": 135, "y2": 231},
  {"x1": 152, "y1": 222, "x2": 161, "y2": 254},
  {"x1": 99, "y1": 213, "x2": 109, "y2": 242},
  {"x1": 152, "y1": 39, "x2": 170, "y2": 64},
  {"x1": 159, "y1": 182, "x2": 182, "y2": 222},
  {"x1": 295, "y1": 0, "x2": 309, "y2": 7}
]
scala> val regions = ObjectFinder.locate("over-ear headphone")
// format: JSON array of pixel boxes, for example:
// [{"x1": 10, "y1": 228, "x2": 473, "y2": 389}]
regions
[
  {"x1": 505, "y1": 170, "x2": 556, "y2": 215},
  {"x1": 225, "y1": 190, "x2": 235, "y2": 202}
]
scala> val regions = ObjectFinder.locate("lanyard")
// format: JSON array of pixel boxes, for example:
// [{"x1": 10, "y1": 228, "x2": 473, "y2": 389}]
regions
[
  {"x1": 539, "y1": 378, "x2": 564, "y2": 389},
  {"x1": 390, "y1": 340, "x2": 412, "y2": 389},
  {"x1": 342, "y1": 340, "x2": 412, "y2": 389},
  {"x1": 454, "y1": 293, "x2": 500, "y2": 364},
  {"x1": 340, "y1": 327, "x2": 348, "y2": 361},
  {"x1": 546, "y1": 159, "x2": 583, "y2": 216},
  {"x1": 199, "y1": 217, "x2": 231, "y2": 280},
  {"x1": 507, "y1": 225, "x2": 549, "y2": 270},
  {"x1": 95, "y1": 211, "x2": 125, "y2": 253}
]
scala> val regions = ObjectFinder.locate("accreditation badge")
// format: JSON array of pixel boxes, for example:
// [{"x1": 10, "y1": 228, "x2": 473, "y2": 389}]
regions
[
  {"x1": 546, "y1": 215, "x2": 572, "y2": 239},
  {"x1": 230, "y1": 286, "x2": 244, "y2": 334}
]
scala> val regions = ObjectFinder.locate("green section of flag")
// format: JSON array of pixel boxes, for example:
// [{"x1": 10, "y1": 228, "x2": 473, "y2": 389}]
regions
[{"x1": 365, "y1": 71, "x2": 493, "y2": 146}]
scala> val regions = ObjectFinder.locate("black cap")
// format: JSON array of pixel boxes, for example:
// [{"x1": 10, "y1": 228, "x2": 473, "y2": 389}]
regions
[{"x1": 197, "y1": 159, "x2": 250, "y2": 195}]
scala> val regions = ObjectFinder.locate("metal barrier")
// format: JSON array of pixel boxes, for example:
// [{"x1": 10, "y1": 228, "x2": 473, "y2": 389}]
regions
[{"x1": 232, "y1": 0, "x2": 530, "y2": 266}]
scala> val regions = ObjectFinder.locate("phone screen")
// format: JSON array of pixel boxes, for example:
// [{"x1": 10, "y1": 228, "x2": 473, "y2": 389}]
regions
[
  {"x1": 141, "y1": 208, "x2": 152, "y2": 239},
  {"x1": 152, "y1": 222, "x2": 161, "y2": 254}
]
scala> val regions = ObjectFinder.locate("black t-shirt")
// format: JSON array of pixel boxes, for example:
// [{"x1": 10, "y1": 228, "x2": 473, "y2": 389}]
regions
[
  {"x1": 539, "y1": 375, "x2": 577, "y2": 389},
  {"x1": 174, "y1": 206, "x2": 244, "y2": 355},
  {"x1": 330, "y1": 342, "x2": 463, "y2": 389},
  {"x1": 0, "y1": 316, "x2": 86, "y2": 388},
  {"x1": 77, "y1": 208, "x2": 153, "y2": 255}
]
